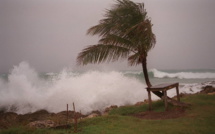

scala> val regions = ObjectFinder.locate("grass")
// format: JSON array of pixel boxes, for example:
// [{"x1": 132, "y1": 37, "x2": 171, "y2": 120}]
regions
[
  {"x1": 0, "y1": 94, "x2": 215, "y2": 134},
  {"x1": 109, "y1": 100, "x2": 165, "y2": 115}
]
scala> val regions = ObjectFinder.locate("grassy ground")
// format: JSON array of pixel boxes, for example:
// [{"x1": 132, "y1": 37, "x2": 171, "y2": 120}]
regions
[{"x1": 0, "y1": 94, "x2": 215, "y2": 134}]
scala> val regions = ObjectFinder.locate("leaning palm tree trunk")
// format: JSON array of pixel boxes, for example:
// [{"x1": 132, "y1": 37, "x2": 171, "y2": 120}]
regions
[
  {"x1": 141, "y1": 57, "x2": 151, "y2": 87},
  {"x1": 142, "y1": 57, "x2": 164, "y2": 98}
]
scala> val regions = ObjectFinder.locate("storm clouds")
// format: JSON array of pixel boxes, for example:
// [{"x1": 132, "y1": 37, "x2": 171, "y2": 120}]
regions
[{"x1": 0, "y1": 0, "x2": 215, "y2": 73}]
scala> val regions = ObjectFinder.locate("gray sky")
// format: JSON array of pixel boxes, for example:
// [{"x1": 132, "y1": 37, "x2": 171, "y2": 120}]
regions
[{"x1": 0, "y1": 0, "x2": 215, "y2": 73}]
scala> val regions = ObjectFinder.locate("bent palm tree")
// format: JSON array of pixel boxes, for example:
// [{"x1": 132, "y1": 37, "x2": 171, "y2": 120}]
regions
[{"x1": 77, "y1": 0, "x2": 163, "y2": 98}]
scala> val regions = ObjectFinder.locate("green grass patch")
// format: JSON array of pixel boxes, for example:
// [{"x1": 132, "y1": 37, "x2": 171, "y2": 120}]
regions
[
  {"x1": 109, "y1": 100, "x2": 167, "y2": 115},
  {"x1": 78, "y1": 94, "x2": 215, "y2": 134}
]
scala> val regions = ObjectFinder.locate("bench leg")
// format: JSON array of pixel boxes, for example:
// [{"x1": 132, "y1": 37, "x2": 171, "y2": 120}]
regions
[
  {"x1": 164, "y1": 90, "x2": 168, "y2": 111},
  {"x1": 176, "y1": 86, "x2": 180, "y2": 102},
  {"x1": 147, "y1": 90, "x2": 152, "y2": 111}
]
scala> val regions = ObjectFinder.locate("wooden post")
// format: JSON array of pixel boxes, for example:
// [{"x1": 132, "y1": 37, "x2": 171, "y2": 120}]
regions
[
  {"x1": 73, "y1": 102, "x2": 76, "y2": 112},
  {"x1": 67, "y1": 104, "x2": 68, "y2": 128},
  {"x1": 147, "y1": 90, "x2": 152, "y2": 111},
  {"x1": 164, "y1": 90, "x2": 168, "y2": 111},
  {"x1": 176, "y1": 85, "x2": 180, "y2": 102},
  {"x1": 73, "y1": 102, "x2": 77, "y2": 133}
]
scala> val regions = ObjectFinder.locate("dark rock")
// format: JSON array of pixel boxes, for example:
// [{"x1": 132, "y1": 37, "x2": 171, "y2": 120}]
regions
[
  {"x1": 104, "y1": 105, "x2": 118, "y2": 113},
  {"x1": 0, "y1": 112, "x2": 19, "y2": 129},
  {"x1": 18, "y1": 110, "x2": 52, "y2": 123},
  {"x1": 200, "y1": 86, "x2": 215, "y2": 94}
]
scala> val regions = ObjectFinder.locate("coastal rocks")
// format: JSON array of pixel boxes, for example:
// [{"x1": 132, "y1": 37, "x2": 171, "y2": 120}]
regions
[
  {"x1": 28, "y1": 120, "x2": 55, "y2": 128},
  {"x1": 0, "y1": 112, "x2": 18, "y2": 129},
  {"x1": 135, "y1": 100, "x2": 149, "y2": 106},
  {"x1": 0, "y1": 112, "x2": 18, "y2": 121},
  {"x1": 86, "y1": 113, "x2": 100, "y2": 119},
  {"x1": 104, "y1": 105, "x2": 118, "y2": 113},
  {"x1": 200, "y1": 85, "x2": 215, "y2": 94},
  {"x1": 19, "y1": 110, "x2": 52, "y2": 123},
  {"x1": 85, "y1": 110, "x2": 101, "y2": 119}
]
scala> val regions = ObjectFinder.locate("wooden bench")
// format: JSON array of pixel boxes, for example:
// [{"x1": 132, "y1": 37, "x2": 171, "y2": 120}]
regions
[{"x1": 146, "y1": 82, "x2": 180, "y2": 111}]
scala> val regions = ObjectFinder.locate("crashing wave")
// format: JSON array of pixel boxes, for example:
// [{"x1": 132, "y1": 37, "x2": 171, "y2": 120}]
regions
[
  {"x1": 151, "y1": 69, "x2": 215, "y2": 79},
  {"x1": 0, "y1": 62, "x2": 147, "y2": 114}
]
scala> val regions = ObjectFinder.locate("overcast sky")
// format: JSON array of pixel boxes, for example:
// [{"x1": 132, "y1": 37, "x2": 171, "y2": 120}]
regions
[{"x1": 0, "y1": 0, "x2": 215, "y2": 73}]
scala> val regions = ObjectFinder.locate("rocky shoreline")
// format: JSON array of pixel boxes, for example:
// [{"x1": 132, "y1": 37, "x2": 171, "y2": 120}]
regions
[
  {"x1": 0, "y1": 84, "x2": 215, "y2": 129},
  {"x1": 0, "y1": 104, "x2": 120, "y2": 129}
]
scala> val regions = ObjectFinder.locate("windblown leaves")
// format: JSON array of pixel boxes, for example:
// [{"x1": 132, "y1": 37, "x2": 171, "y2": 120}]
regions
[
  {"x1": 77, "y1": 44, "x2": 129, "y2": 65},
  {"x1": 77, "y1": 0, "x2": 156, "y2": 66}
]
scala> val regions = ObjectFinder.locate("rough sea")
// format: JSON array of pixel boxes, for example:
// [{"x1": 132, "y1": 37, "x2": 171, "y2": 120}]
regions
[{"x1": 0, "y1": 62, "x2": 215, "y2": 114}]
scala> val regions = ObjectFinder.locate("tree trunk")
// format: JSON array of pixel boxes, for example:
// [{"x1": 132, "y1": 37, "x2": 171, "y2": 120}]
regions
[
  {"x1": 141, "y1": 57, "x2": 152, "y2": 87},
  {"x1": 142, "y1": 57, "x2": 163, "y2": 98}
]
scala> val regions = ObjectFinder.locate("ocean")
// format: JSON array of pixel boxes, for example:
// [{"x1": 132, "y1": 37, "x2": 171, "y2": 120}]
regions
[{"x1": 0, "y1": 62, "x2": 215, "y2": 114}]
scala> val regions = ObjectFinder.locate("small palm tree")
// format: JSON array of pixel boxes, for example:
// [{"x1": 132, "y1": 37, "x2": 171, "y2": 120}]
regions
[{"x1": 77, "y1": 0, "x2": 162, "y2": 98}]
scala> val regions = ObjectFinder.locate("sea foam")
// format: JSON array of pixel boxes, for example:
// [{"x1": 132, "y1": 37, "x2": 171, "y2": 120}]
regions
[
  {"x1": 151, "y1": 69, "x2": 215, "y2": 79},
  {"x1": 0, "y1": 62, "x2": 148, "y2": 114}
]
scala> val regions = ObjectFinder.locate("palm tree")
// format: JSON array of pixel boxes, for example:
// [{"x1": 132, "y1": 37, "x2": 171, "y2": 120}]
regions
[{"x1": 77, "y1": 0, "x2": 163, "y2": 98}]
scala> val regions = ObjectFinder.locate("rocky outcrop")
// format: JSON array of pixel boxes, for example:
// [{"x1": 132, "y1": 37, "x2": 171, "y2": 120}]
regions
[
  {"x1": 86, "y1": 113, "x2": 100, "y2": 119},
  {"x1": 84, "y1": 110, "x2": 101, "y2": 119},
  {"x1": 19, "y1": 110, "x2": 52, "y2": 123},
  {"x1": 104, "y1": 105, "x2": 118, "y2": 113},
  {"x1": 0, "y1": 112, "x2": 18, "y2": 129},
  {"x1": 200, "y1": 85, "x2": 215, "y2": 94}
]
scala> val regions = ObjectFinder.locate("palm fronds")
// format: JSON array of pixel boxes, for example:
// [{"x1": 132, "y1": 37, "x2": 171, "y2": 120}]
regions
[
  {"x1": 77, "y1": 44, "x2": 129, "y2": 65},
  {"x1": 77, "y1": 0, "x2": 156, "y2": 66}
]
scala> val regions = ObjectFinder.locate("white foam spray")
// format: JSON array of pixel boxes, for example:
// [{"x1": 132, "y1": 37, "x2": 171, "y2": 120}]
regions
[
  {"x1": 151, "y1": 69, "x2": 215, "y2": 79},
  {"x1": 0, "y1": 62, "x2": 149, "y2": 114}
]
